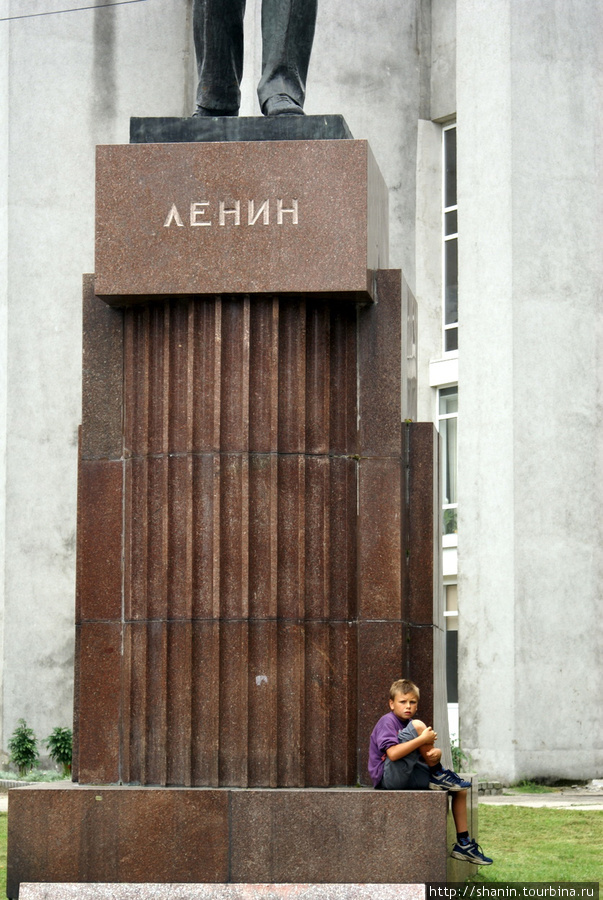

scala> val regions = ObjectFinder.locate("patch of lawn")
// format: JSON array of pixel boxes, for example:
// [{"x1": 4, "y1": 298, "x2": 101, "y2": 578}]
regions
[
  {"x1": 473, "y1": 805, "x2": 603, "y2": 883},
  {"x1": 512, "y1": 780, "x2": 558, "y2": 794}
]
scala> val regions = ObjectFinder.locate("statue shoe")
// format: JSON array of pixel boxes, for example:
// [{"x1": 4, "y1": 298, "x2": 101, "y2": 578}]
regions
[
  {"x1": 192, "y1": 106, "x2": 239, "y2": 117},
  {"x1": 262, "y1": 94, "x2": 305, "y2": 116}
]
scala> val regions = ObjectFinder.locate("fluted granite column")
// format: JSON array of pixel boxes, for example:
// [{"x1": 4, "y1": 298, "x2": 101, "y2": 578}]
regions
[{"x1": 74, "y1": 267, "x2": 427, "y2": 787}]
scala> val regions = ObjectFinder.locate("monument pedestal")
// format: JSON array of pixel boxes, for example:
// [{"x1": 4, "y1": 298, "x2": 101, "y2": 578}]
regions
[
  {"x1": 8, "y1": 783, "x2": 476, "y2": 895},
  {"x1": 7, "y1": 120, "x2": 475, "y2": 896}
]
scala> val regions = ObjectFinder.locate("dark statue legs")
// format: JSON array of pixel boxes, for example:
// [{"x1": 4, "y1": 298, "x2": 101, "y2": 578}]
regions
[{"x1": 193, "y1": 0, "x2": 317, "y2": 116}]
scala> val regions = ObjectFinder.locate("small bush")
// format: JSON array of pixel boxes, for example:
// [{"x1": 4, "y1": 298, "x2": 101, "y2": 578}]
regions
[
  {"x1": 451, "y1": 737, "x2": 472, "y2": 772},
  {"x1": 8, "y1": 719, "x2": 39, "y2": 776},
  {"x1": 45, "y1": 726, "x2": 72, "y2": 776}
]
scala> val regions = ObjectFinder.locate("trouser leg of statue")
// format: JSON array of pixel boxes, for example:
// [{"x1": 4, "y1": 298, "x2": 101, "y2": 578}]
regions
[
  {"x1": 193, "y1": 0, "x2": 246, "y2": 115},
  {"x1": 192, "y1": 0, "x2": 317, "y2": 117},
  {"x1": 257, "y1": 0, "x2": 317, "y2": 115}
]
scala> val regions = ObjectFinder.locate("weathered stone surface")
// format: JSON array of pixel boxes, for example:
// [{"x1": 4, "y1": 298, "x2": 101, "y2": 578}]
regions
[
  {"x1": 8, "y1": 785, "x2": 460, "y2": 897},
  {"x1": 20, "y1": 884, "x2": 424, "y2": 900},
  {"x1": 95, "y1": 142, "x2": 388, "y2": 301}
]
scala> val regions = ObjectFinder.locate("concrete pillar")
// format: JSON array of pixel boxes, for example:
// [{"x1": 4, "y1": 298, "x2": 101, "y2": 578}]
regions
[{"x1": 457, "y1": 0, "x2": 603, "y2": 781}]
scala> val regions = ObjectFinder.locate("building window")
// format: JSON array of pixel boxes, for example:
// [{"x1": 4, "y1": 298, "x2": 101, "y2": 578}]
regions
[
  {"x1": 438, "y1": 385, "x2": 458, "y2": 535},
  {"x1": 444, "y1": 583, "x2": 458, "y2": 704},
  {"x1": 443, "y1": 124, "x2": 458, "y2": 354}
]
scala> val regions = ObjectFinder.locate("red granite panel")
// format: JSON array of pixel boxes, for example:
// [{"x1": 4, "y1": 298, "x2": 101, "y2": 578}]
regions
[
  {"x1": 357, "y1": 270, "x2": 402, "y2": 457},
  {"x1": 276, "y1": 623, "x2": 305, "y2": 786},
  {"x1": 123, "y1": 305, "x2": 150, "y2": 457},
  {"x1": 167, "y1": 299, "x2": 194, "y2": 453},
  {"x1": 248, "y1": 453, "x2": 278, "y2": 620},
  {"x1": 304, "y1": 455, "x2": 330, "y2": 619},
  {"x1": 305, "y1": 300, "x2": 330, "y2": 454},
  {"x1": 75, "y1": 623, "x2": 121, "y2": 784},
  {"x1": 329, "y1": 303, "x2": 358, "y2": 455},
  {"x1": 76, "y1": 459, "x2": 123, "y2": 623},
  {"x1": 95, "y1": 141, "x2": 387, "y2": 300},
  {"x1": 146, "y1": 303, "x2": 170, "y2": 455},
  {"x1": 356, "y1": 622, "x2": 405, "y2": 785},
  {"x1": 145, "y1": 621, "x2": 168, "y2": 785},
  {"x1": 357, "y1": 457, "x2": 402, "y2": 621},
  {"x1": 192, "y1": 298, "x2": 221, "y2": 452},
  {"x1": 329, "y1": 456, "x2": 357, "y2": 621},
  {"x1": 122, "y1": 623, "x2": 147, "y2": 785},
  {"x1": 304, "y1": 623, "x2": 330, "y2": 786},
  {"x1": 408, "y1": 422, "x2": 439, "y2": 625},
  {"x1": 191, "y1": 621, "x2": 220, "y2": 786},
  {"x1": 248, "y1": 621, "x2": 278, "y2": 787},
  {"x1": 407, "y1": 624, "x2": 435, "y2": 728},
  {"x1": 276, "y1": 454, "x2": 305, "y2": 619},
  {"x1": 219, "y1": 452, "x2": 249, "y2": 619},
  {"x1": 249, "y1": 297, "x2": 279, "y2": 453},
  {"x1": 7, "y1": 786, "x2": 230, "y2": 894},
  {"x1": 123, "y1": 456, "x2": 148, "y2": 620},
  {"x1": 81, "y1": 276, "x2": 123, "y2": 460},
  {"x1": 230, "y1": 789, "x2": 448, "y2": 883},
  {"x1": 328, "y1": 621, "x2": 358, "y2": 785},
  {"x1": 166, "y1": 621, "x2": 193, "y2": 786},
  {"x1": 167, "y1": 454, "x2": 193, "y2": 619},
  {"x1": 146, "y1": 455, "x2": 169, "y2": 620},
  {"x1": 278, "y1": 300, "x2": 306, "y2": 453},
  {"x1": 192, "y1": 453, "x2": 220, "y2": 619},
  {"x1": 218, "y1": 620, "x2": 249, "y2": 786},
  {"x1": 220, "y1": 297, "x2": 250, "y2": 451}
]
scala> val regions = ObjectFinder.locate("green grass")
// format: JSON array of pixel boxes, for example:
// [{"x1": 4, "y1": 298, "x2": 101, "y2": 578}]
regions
[
  {"x1": 511, "y1": 780, "x2": 558, "y2": 794},
  {"x1": 472, "y1": 805, "x2": 603, "y2": 883}
]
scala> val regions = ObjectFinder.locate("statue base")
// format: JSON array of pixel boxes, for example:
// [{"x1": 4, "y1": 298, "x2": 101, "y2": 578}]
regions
[{"x1": 7, "y1": 784, "x2": 477, "y2": 896}]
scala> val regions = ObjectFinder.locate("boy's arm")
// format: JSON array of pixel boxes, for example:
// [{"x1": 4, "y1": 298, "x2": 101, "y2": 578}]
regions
[{"x1": 385, "y1": 726, "x2": 436, "y2": 761}]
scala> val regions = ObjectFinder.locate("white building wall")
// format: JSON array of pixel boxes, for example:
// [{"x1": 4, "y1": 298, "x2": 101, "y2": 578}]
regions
[{"x1": 457, "y1": 0, "x2": 603, "y2": 781}]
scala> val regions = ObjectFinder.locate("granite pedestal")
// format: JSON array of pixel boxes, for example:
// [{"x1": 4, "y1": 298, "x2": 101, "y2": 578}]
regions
[{"x1": 7, "y1": 117, "x2": 474, "y2": 896}]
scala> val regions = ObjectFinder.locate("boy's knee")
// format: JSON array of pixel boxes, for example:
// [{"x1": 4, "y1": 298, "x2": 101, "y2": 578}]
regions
[{"x1": 411, "y1": 719, "x2": 427, "y2": 733}]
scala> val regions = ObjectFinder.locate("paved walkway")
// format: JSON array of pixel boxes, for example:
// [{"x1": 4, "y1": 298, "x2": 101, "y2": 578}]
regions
[{"x1": 479, "y1": 785, "x2": 603, "y2": 810}]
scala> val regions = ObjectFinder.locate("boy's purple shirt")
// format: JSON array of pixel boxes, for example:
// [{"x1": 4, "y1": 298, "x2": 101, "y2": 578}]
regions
[{"x1": 368, "y1": 710, "x2": 410, "y2": 787}]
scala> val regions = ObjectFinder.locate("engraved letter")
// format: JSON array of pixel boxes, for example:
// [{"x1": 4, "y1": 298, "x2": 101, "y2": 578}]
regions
[
  {"x1": 219, "y1": 200, "x2": 241, "y2": 226},
  {"x1": 190, "y1": 201, "x2": 212, "y2": 226},
  {"x1": 248, "y1": 199, "x2": 270, "y2": 225},
  {"x1": 164, "y1": 204, "x2": 184, "y2": 227},
  {"x1": 277, "y1": 199, "x2": 299, "y2": 225}
]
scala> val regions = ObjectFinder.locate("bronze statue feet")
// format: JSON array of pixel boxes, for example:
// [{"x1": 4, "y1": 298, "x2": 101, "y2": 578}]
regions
[{"x1": 262, "y1": 94, "x2": 305, "y2": 116}]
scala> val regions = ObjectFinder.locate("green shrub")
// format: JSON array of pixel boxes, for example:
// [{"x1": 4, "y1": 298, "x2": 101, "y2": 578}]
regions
[
  {"x1": 451, "y1": 737, "x2": 472, "y2": 772},
  {"x1": 8, "y1": 719, "x2": 39, "y2": 775},
  {"x1": 45, "y1": 726, "x2": 72, "y2": 776}
]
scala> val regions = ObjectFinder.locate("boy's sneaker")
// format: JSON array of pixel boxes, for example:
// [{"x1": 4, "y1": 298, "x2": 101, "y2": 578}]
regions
[
  {"x1": 429, "y1": 768, "x2": 471, "y2": 791},
  {"x1": 451, "y1": 839, "x2": 493, "y2": 866}
]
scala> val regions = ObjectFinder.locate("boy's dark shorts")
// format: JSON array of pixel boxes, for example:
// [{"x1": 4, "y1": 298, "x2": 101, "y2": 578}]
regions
[{"x1": 379, "y1": 721, "x2": 431, "y2": 790}]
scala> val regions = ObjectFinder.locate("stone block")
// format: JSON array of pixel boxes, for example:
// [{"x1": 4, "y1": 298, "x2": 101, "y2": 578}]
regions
[
  {"x1": 7, "y1": 785, "x2": 457, "y2": 897},
  {"x1": 95, "y1": 141, "x2": 388, "y2": 302}
]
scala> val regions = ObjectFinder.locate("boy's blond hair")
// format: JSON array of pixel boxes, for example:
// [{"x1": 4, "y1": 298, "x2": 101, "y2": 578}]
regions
[{"x1": 389, "y1": 679, "x2": 420, "y2": 701}]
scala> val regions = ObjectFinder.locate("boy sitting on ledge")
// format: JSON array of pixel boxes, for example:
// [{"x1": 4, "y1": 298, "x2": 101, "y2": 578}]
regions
[{"x1": 368, "y1": 678, "x2": 493, "y2": 866}]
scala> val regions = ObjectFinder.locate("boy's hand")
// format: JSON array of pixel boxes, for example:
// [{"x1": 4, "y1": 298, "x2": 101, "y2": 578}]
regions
[{"x1": 420, "y1": 726, "x2": 437, "y2": 745}]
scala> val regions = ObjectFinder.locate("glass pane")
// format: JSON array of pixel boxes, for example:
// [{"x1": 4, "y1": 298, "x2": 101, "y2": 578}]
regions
[
  {"x1": 439, "y1": 386, "x2": 458, "y2": 416},
  {"x1": 445, "y1": 238, "x2": 458, "y2": 325},
  {"x1": 446, "y1": 630, "x2": 458, "y2": 703},
  {"x1": 440, "y1": 418, "x2": 457, "y2": 505},
  {"x1": 444, "y1": 127, "x2": 457, "y2": 209},
  {"x1": 445, "y1": 327, "x2": 458, "y2": 352},
  {"x1": 445, "y1": 210, "x2": 457, "y2": 236},
  {"x1": 443, "y1": 507, "x2": 458, "y2": 534}
]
